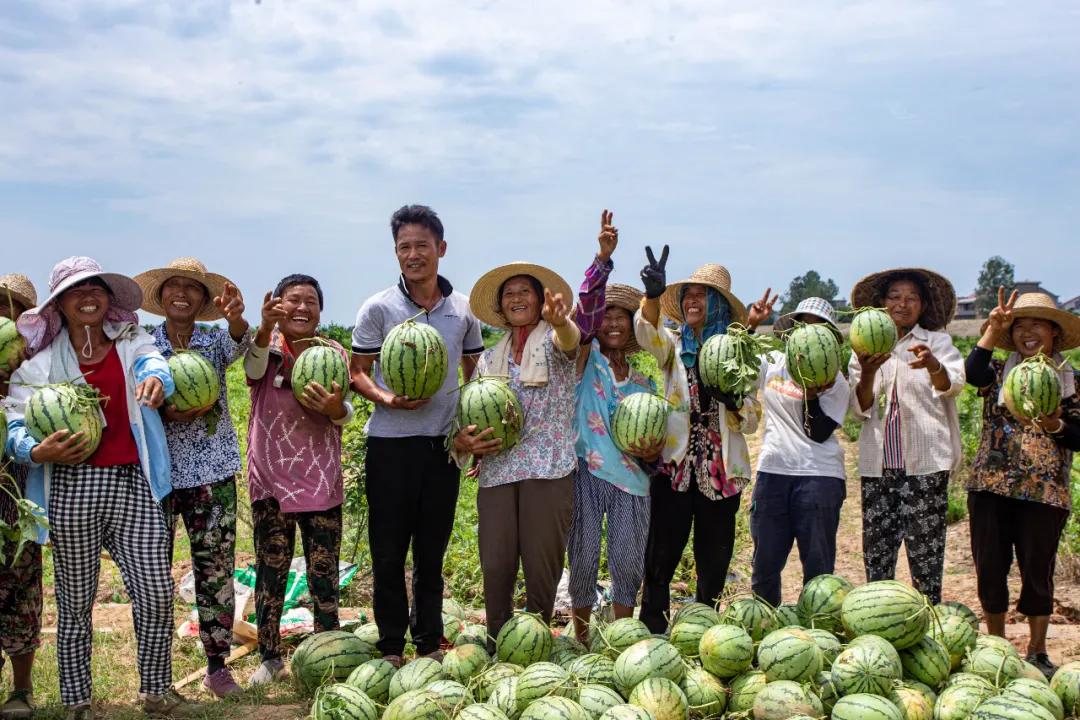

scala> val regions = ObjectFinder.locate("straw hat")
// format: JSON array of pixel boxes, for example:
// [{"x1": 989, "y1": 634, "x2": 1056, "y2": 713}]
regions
[
  {"x1": 659, "y1": 264, "x2": 748, "y2": 327},
  {"x1": 981, "y1": 292, "x2": 1080, "y2": 352},
  {"x1": 850, "y1": 267, "x2": 957, "y2": 331},
  {"x1": 469, "y1": 262, "x2": 574, "y2": 329},
  {"x1": 602, "y1": 283, "x2": 644, "y2": 353},
  {"x1": 0, "y1": 274, "x2": 38, "y2": 312},
  {"x1": 134, "y1": 257, "x2": 235, "y2": 321},
  {"x1": 773, "y1": 296, "x2": 843, "y2": 342}
]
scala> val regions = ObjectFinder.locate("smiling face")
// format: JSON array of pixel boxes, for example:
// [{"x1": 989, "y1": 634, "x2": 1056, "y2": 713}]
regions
[
  {"x1": 598, "y1": 306, "x2": 633, "y2": 352},
  {"x1": 395, "y1": 224, "x2": 446, "y2": 285},
  {"x1": 1011, "y1": 317, "x2": 1059, "y2": 358},
  {"x1": 883, "y1": 279, "x2": 924, "y2": 332},
  {"x1": 499, "y1": 275, "x2": 541, "y2": 328},
  {"x1": 58, "y1": 279, "x2": 111, "y2": 328},
  {"x1": 278, "y1": 283, "x2": 321, "y2": 340},
  {"x1": 681, "y1": 284, "x2": 709, "y2": 330},
  {"x1": 160, "y1": 276, "x2": 209, "y2": 323}
]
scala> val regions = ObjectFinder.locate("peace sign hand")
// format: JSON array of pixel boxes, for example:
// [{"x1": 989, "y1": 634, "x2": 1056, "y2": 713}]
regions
[
  {"x1": 748, "y1": 288, "x2": 779, "y2": 329},
  {"x1": 541, "y1": 288, "x2": 570, "y2": 328},
  {"x1": 597, "y1": 209, "x2": 619, "y2": 263},
  {"x1": 987, "y1": 286, "x2": 1018, "y2": 336},
  {"x1": 641, "y1": 244, "x2": 669, "y2": 299}
]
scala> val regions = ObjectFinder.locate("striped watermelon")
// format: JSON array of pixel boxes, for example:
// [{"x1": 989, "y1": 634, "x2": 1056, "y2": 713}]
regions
[
  {"x1": 721, "y1": 597, "x2": 778, "y2": 643},
  {"x1": 785, "y1": 323, "x2": 842, "y2": 389},
  {"x1": 475, "y1": 663, "x2": 523, "y2": 702},
  {"x1": 292, "y1": 631, "x2": 377, "y2": 694},
  {"x1": 443, "y1": 612, "x2": 465, "y2": 645},
  {"x1": 456, "y1": 624, "x2": 491, "y2": 649},
  {"x1": 833, "y1": 694, "x2": 904, "y2": 720},
  {"x1": 972, "y1": 694, "x2": 1058, "y2": 720},
  {"x1": 841, "y1": 580, "x2": 931, "y2": 650},
  {"x1": 752, "y1": 680, "x2": 823, "y2": 720},
  {"x1": 850, "y1": 634, "x2": 904, "y2": 671},
  {"x1": 459, "y1": 704, "x2": 511, "y2": 720},
  {"x1": 443, "y1": 644, "x2": 491, "y2": 685},
  {"x1": 353, "y1": 623, "x2": 380, "y2": 646},
  {"x1": 614, "y1": 639, "x2": 685, "y2": 696},
  {"x1": 600, "y1": 705, "x2": 655, "y2": 720},
  {"x1": 698, "y1": 333, "x2": 743, "y2": 392},
  {"x1": 515, "y1": 662, "x2": 575, "y2": 712},
  {"x1": 930, "y1": 614, "x2": 977, "y2": 670},
  {"x1": 443, "y1": 598, "x2": 467, "y2": 620},
  {"x1": 831, "y1": 644, "x2": 903, "y2": 697},
  {"x1": 850, "y1": 308, "x2": 898, "y2": 356},
  {"x1": 1003, "y1": 679, "x2": 1065, "y2": 720},
  {"x1": 0, "y1": 317, "x2": 25, "y2": 372},
  {"x1": 167, "y1": 350, "x2": 220, "y2": 412},
  {"x1": 591, "y1": 618, "x2": 652, "y2": 661},
  {"x1": 815, "y1": 671, "x2": 842, "y2": 713},
  {"x1": 679, "y1": 666, "x2": 727, "y2": 718},
  {"x1": 550, "y1": 633, "x2": 587, "y2": 667},
  {"x1": 388, "y1": 658, "x2": 446, "y2": 700},
  {"x1": 891, "y1": 685, "x2": 935, "y2": 720},
  {"x1": 962, "y1": 645, "x2": 1024, "y2": 686},
  {"x1": 903, "y1": 680, "x2": 939, "y2": 705},
  {"x1": 346, "y1": 659, "x2": 397, "y2": 703},
  {"x1": 934, "y1": 684, "x2": 994, "y2": 720},
  {"x1": 292, "y1": 344, "x2": 349, "y2": 401},
  {"x1": 806, "y1": 628, "x2": 843, "y2": 664},
  {"x1": 698, "y1": 624, "x2": 754, "y2": 679},
  {"x1": 497, "y1": 613, "x2": 552, "y2": 666},
  {"x1": 381, "y1": 318, "x2": 448, "y2": 400},
  {"x1": 427, "y1": 679, "x2": 475, "y2": 713},
  {"x1": 669, "y1": 615, "x2": 714, "y2": 658},
  {"x1": 628, "y1": 678, "x2": 689, "y2": 720},
  {"x1": 945, "y1": 673, "x2": 996, "y2": 692},
  {"x1": 796, "y1": 573, "x2": 853, "y2": 634},
  {"x1": 457, "y1": 378, "x2": 525, "y2": 452},
  {"x1": 579, "y1": 684, "x2": 627, "y2": 718},
  {"x1": 934, "y1": 601, "x2": 979, "y2": 631},
  {"x1": 775, "y1": 604, "x2": 802, "y2": 628},
  {"x1": 24, "y1": 383, "x2": 103, "y2": 462},
  {"x1": 313, "y1": 683, "x2": 380, "y2": 720},
  {"x1": 671, "y1": 603, "x2": 720, "y2": 628},
  {"x1": 1019, "y1": 659, "x2": 1052, "y2": 684},
  {"x1": 567, "y1": 654, "x2": 617, "y2": 691},
  {"x1": 384, "y1": 690, "x2": 448, "y2": 720},
  {"x1": 899, "y1": 635, "x2": 951, "y2": 689},
  {"x1": 489, "y1": 677, "x2": 521, "y2": 720},
  {"x1": 728, "y1": 671, "x2": 768, "y2": 714},
  {"x1": 1004, "y1": 354, "x2": 1062, "y2": 420},
  {"x1": 757, "y1": 628, "x2": 822, "y2": 683},
  {"x1": 610, "y1": 393, "x2": 669, "y2": 457},
  {"x1": 1050, "y1": 661, "x2": 1080, "y2": 718},
  {"x1": 519, "y1": 697, "x2": 591, "y2": 720},
  {"x1": 975, "y1": 634, "x2": 1019, "y2": 656}
]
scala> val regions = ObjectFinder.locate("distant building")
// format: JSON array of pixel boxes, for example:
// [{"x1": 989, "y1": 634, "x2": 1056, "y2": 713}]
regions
[
  {"x1": 1062, "y1": 295, "x2": 1080, "y2": 314},
  {"x1": 956, "y1": 294, "x2": 978, "y2": 319},
  {"x1": 1014, "y1": 280, "x2": 1058, "y2": 303}
]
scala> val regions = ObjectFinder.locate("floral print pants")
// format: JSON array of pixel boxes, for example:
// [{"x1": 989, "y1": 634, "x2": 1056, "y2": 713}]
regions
[{"x1": 860, "y1": 470, "x2": 949, "y2": 604}]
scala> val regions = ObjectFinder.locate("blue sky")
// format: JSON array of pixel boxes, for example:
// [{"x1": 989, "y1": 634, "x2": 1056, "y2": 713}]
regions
[{"x1": 2, "y1": 1, "x2": 1079, "y2": 323}]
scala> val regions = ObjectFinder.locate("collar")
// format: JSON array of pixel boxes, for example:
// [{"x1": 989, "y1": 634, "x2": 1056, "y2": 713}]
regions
[
  {"x1": 153, "y1": 321, "x2": 214, "y2": 352},
  {"x1": 397, "y1": 274, "x2": 453, "y2": 309},
  {"x1": 898, "y1": 322, "x2": 929, "y2": 342}
]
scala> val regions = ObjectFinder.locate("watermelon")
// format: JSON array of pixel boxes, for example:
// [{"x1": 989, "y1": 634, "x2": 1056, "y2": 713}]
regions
[
  {"x1": 1004, "y1": 354, "x2": 1062, "y2": 420},
  {"x1": 614, "y1": 639, "x2": 685, "y2": 696},
  {"x1": 457, "y1": 624, "x2": 491, "y2": 649},
  {"x1": 497, "y1": 613, "x2": 553, "y2": 666},
  {"x1": 459, "y1": 705, "x2": 510, "y2": 720},
  {"x1": 833, "y1": 694, "x2": 904, "y2": 720},
  {"x1": 519, "y1": 697, "x2": 590, "y2": 720},
  {"x1": 167, "y1": 350, "x2": 220, "y2": 412},
  {"x1": 457, "y1": 377, "x2": 525, "y2": 452},
  {"x1": 628, "y1": 678, "x2": 689, "y2": 720},
  {"x1": 962, "y1": 645, "x2": 1024, "y2": 686},
  {"x1": 796, "y1": 573, "x2": 853, "y2": 635},
  {"x1": 579, "y1": 684, "x2": 627, "y2": 718},
  {"x1": 600, "y1": 705, "x2": 655, "y2": 720},
  {"x1": 899, "y1": 635, "x2": 951, "y2": 689},
  {"x1": 849, "y1": 634, "x2": 904, "y2": 671},
  {"x1": 1050, "y1": 661, "x2": 1080, "y2": 718},
  {"x1": 551, "y1": 633, "x2": 587, "y2": 666},
  {"x1": 381, "y1": 318, "x2": 448, "y2": 401},
  {"x1": 312, "y1": 683, "x2": 380, "y2": 720},
  {"x1": 610, "y1": 393, "x2": 669, "y2": 458},
  {"x1": 679, "y1": 666, "x2": 726, "y2": 718},
  {"x1": 806, "y1": 628, "x2": 843, "y2": 664},
  {"x1": 24, "y1": 383, "x2": 103, "y2": 462},
  {"x1": 443, "y1": 644, "x2": 492, "y2": 685},
  {"x1": 346, "y1": 659, "x2": 396, "y2": 703},
  {"x1": 443, "y1": 598, "x2": 467, "y2": 620},
  {"x1": 752, "y1": 680, "x2": 823, "y2": 720},
  {"x1": 475, "y1": 663, "x2": 523, "y2": 702},
  {"x1": 388, "y1": 657, "x2": 445, "y2": 700},
  {"x1": 489, "y1": 677, "x2": 521, "y2": 720},
  {"x1": 971, "y1": 694, "x2": 1058, "y2": 720},
  {"x1": 669, "y1": 615, "x2": 713, "y2": 659},
  {"x1": 427, "y1": 679, "x2": 475, "y2": 713},
  {"x1": 831, "y1": 644, "x2": 903, "y2": 697},
  {"x1": 671, "y1": 603, "x2": 720, "y2": 628},
  {"x1": 850, "y1": 308, "x2": 898, "y2": 356},
  {"x1": 757, "y1": 628, "x2": 822, "y2": 683},
  {"x1": 1003, "y1": 678, "x2": 1065, "y2": 720},
  {"x1": 728, "y1": 671, "x2": 768, "y2": 714},
  {"x1": 1018, "y1": 660, "x2": 1052, "y2": 684},
  {"x1": 515, "y1": 662, "x2": 575, "y2": 712},
  {"x1": 384, "y1": 690, "x2": 448, "y2": 720},
  {"x1": 933, "y1": 601, "x2": 979, "y2": 632},
  {"x1": 292, "y1": 344, "x2": 348, "y2": 401},
  {"x1": 567, "y1": 654, "x2": 617, "y2": 691},
  {"x1": 934, "y1": 684, "x2": 995, "y2": 720},
  {"x1": 903, "y1": 680, "x2": 939, "y2": 705},
  {"x1": 353, "y1": 623, "x2": 380, "y2": 646},
  {"x1": 774, "y1": 604, "x2": 802, "y2": 628},
  {"x1": 292, "y1": 631, "x2": 377, "y2": 694},
  {"x1": 721, "y1": 597, "x2": 778, "y2": 643},
  {"x1": 930, "y1": 614, "x2": 977, "y2": 670},
  {"x1": 443, "y1": 612, "x2": 466, "y2": 645},
  {"x1": 591, "y1": 618, "x2": 653, "y2": 660},
  {"x1": 698, "y1": 624, "x2": 754, "y2": 679},
  {"x1": 785, "y1": 323, "x2": 842, "y2": 389},
  {"x1": 842, "y1": 580, "x2": 931, "y2": 650},
  {"x1": 697, "y1": 324, "x2": 774, "y2": 396},
  {"x1": 0, "y1": 316, "x2": 24, "y2": 373},
  {"x1": 892, "y1": 685, "x2": 935, "y2": 720},
  {"x1": 945, "y1": 673, "x2": 996, "y2": 692},
  {"x1": 815, "y1": 671, "x2": 842, "y2": 713}
]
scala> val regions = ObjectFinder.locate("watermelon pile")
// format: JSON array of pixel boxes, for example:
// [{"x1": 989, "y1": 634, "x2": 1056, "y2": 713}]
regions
[
  {"x1": 610, "y1": 393, "x2": 669, "y2": 458},
  {"x1": 293, "y1": 343, "x2": 350, "y2": 401},
  {"x1": 849, "y1": 308, "x2": 898, "y2": 357},
  {"x1": 381, "y1": 317, "x2": 449, "y2": 401},
  {"x1": 454, "y1": 377, "x2": 524, "y2": 453},
  {"x1": 785, "y1": 324, "x2": 842, "y2": 390},
  {"x1": 293, "y1": 579, "x2": 1080, "y2": 720},
  {"x1": 24, "y1": 383, "x2": 104, "y2": 463},
  {"x1": 167, "y1": 350, "x2": 220, "y2": 412},
  {"x1": 0, "y1": 316, "x2": 24, "y2": 373},
  {"x1": 1003, "y1": 354, "x2": 1062, "y2": 420}
]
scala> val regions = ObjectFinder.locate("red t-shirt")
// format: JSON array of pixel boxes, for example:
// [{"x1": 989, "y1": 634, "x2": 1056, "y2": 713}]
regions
[{"x1": 80, "y1": 345, "x2": 140, "y2": 467}]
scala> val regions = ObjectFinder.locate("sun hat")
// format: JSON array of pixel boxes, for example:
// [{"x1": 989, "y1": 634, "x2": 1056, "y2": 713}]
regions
[
  {"x1": 469, "y1": 262, "x2": 574, "y2": 329},
  {"x1": 773, "y1": 296, "x2": 843, "y2": 342},
  {"x1": 850, "y1": 267, "x2": 957, "y2": 331},
  {"x1": 981, "y1": 292, "x2": 1080, "y2": 352},
  {"x1": 659, "y1": 264, "x2": 748, "y2": 327},
  {"x1": 600, "y1": 283, "x2": 644, "y2": 353},
  {"x1": 0, "y1": 274, "x2": 38, "y2": 312},
  {"x1": 133, "y1": 257, "x2": 235, "y2": 321},
  {"x1": 16, "y1": 256, "x2": 143, "y2": 355}
]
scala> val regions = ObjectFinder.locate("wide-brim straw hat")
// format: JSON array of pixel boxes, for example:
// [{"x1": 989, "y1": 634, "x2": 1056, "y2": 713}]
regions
[
  {"x1": 773, "y1": 296, "x2": 843, "y2": 342},
  {"x1": 134, "y1": 257, "x2": 235, "y2": 321},
  {"x1": 470, "y1": 262, "x2": 574, "y2": 329},
  {"x1": 660, "y1": 264, "x2": 748, "y2": 327},
  {"x1": 0, "y1": 274, "x2": 38, "y2": 311},
  {"x1": 603, "y1": 283, "x2": 644, "y2": 353},
  {"x1": 981, "y1": 292, "x2": 1080, "y2": 352},
  {"x1": 850, "y1": 267, "x2": 957, "y2": 331}
]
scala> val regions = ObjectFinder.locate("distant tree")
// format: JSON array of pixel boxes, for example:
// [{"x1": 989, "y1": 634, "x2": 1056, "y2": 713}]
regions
[
  {"x1": 975, "y1": 256, "x2": 1015, "y2": 315},
  {"x1": 779, "y1": 270, "x2": 839, "y2": 315}
]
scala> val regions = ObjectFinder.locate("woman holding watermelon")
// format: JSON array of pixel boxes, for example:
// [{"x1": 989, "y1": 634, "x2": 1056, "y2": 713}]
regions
[
  {"x1": 847, "y1": 268, "x2": 964, "y2": 606},
  {"x1": 4, "y1": 256, "x2": 197, "y2": 719},
  {"x1": 964, "y1": 288, "x2": 1080, "y2": 677},
  {"x1": 134, "y1": 257, "x2": 250, "y2": 697},
  {"x1": 243, "y1": 274, "x2": 354, "y2": 686}
]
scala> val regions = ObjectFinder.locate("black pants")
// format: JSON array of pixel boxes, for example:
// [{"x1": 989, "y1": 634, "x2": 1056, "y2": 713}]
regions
[
  {"x1": 639, "y1": 476, "x2": 741, "y2": 634},
  {"x1": 365, "y1": 436, "x2": 460, "y2": 656}
]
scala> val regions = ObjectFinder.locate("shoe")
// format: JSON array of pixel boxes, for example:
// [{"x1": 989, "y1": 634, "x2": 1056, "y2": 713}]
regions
[
  {"x1": 203, "y1": 667, "x2": 243, "y2": 698},
  {"x1": 420, "y1": 650, "x2": 445, "y2": 663},
  {"x1": 143, "y1": 688, "x2": 201, "y2": 718},
  {"x1": 382, "y1": 654, "x2": 403, "y2": 669},
  {"x1": 249, "y1": 657, "x2": 287, "y2": 686},
  {"x1": 1025, "y1": 652, "x2": 1057, "y2": 679},
  {"x1": 64, "y1": 703, "x2": 93, "y2": 720},
  {"x1": 1, "y1": 690, "x2": 34, "y2": 720}
]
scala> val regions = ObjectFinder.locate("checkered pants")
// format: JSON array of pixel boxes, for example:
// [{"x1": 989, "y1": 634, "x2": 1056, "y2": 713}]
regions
[{"x1": 49, "y1": 464, "x2": 175, "y2": 706}]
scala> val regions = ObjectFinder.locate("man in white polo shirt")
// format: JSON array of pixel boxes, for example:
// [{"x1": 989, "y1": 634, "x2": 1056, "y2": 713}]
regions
[{"x1": 350, "y1": 205, "x2": 484, "y2": 665}]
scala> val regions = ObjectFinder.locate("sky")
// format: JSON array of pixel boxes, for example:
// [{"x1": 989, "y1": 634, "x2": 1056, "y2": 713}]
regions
[{"x1": 2, "y1": 1, "x2": 1079, "y2": 323}]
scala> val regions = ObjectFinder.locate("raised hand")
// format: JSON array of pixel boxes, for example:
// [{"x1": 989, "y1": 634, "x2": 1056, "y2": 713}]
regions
[
  {"x1": 986, "y1": 286, "x2": 1018, "y2": 336},
  {"x1": 641, "y1": 245, "x2": 669, "y2": 299},
  {"x1": 748, "y1": 288, "x2": 779, "y2": 329},
  {"x1": 597, "y1": 209, "x2": 618, "y2": 263},
  {"x1": 259, "y1": 291, "x2": 287, "y2": 332},
  {"x1": 542, "y1": 288, "x2": 570, "y2": 327},
  {"x1": 214, "y1": 282, "x2": 246, "y2": 325}
]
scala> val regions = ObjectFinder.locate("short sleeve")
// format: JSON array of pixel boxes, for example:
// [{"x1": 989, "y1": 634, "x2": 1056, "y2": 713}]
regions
[
  {"x1": 352, "y1": 298, "x2": 385, "y2": 355},
  {"x1": 463, "y1": 307, "x2": 484, "y2": 356}
]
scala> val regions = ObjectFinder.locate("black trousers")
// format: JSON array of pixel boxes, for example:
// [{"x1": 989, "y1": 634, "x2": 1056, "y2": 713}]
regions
[
  {"x1": 365, "y1": 436, "x2": 460, "y2": 656},
  {"x1": 639, "y1": 476, "x2": 741, "y2": 634}
]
